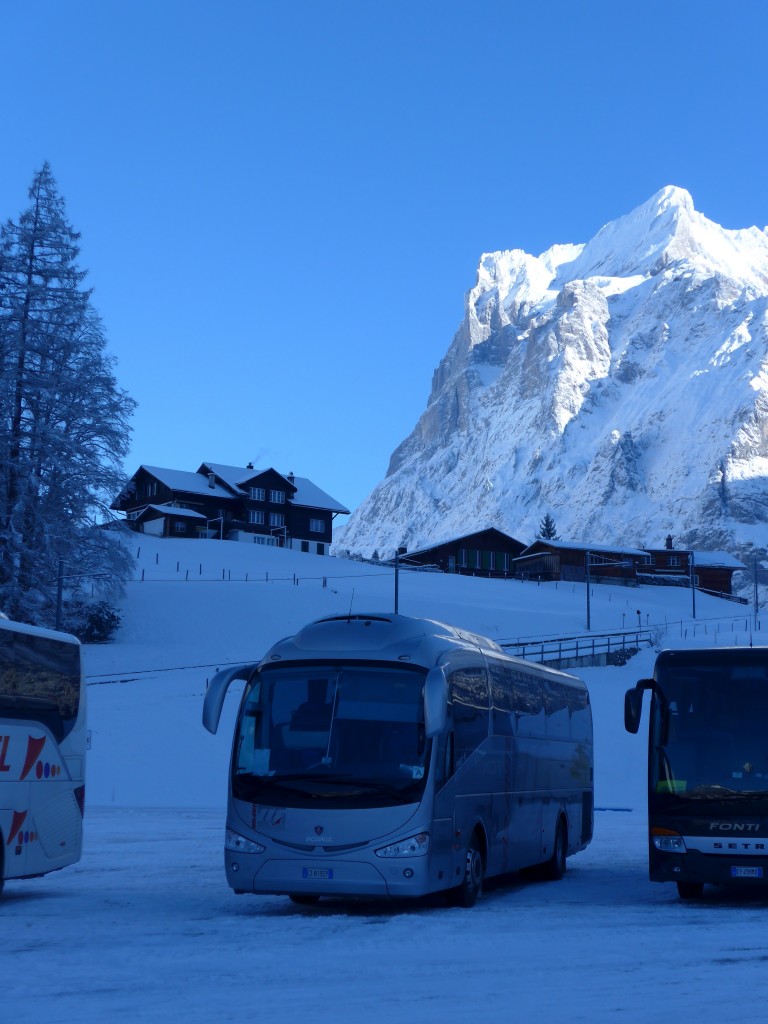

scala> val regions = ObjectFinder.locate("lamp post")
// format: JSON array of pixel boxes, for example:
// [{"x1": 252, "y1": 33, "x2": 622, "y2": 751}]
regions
[{"x1": 394, "y1": 546, "x2": 407, "y2": 613}]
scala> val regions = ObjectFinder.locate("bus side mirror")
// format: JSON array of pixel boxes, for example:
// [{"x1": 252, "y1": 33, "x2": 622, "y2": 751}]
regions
[
  {"x1": 424, "y1": 667, "x2": 448, "y2": 738},
  {"x1": 203, "y1": 663, "x2": 259, "y2": 734},
  {"x1": 624, "y1": 686, "x2": 643, "y2": 734},
  {"x1": 625, "y1": 678, "x2": 669, "y2": 743}
]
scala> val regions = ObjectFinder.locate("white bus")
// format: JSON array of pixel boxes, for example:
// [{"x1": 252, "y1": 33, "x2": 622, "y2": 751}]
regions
[
  {"x1": 203, "y1": 613, "x2": 593, "y2": 905},
  {"x1": 0, "y1": 616, "x2": 86, "y2": 896}
]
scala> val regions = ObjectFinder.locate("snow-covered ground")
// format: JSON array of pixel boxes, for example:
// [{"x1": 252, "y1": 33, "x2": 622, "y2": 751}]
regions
[{"x1": 5, "y1": 536, "x2": 768, "y2": 1021}]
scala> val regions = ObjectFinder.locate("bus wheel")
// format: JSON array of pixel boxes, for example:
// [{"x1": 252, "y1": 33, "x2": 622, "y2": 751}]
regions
[
  {"x1": 676, "y1": 881, "x2": 704, "y2": 900},
  {"x1": 454, "y1": 832, "x2": 484, "y2": 908},
  {"x1": 289, "y1": 893, "x2": 320, "y2": 905},
  {"x1": 541, "y1": 817, "x2": 567, "y2": 881}
]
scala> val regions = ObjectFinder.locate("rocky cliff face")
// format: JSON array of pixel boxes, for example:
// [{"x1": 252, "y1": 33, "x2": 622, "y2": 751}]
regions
[{"x1": 336, "y1": 187, "x2": 768, "y2": 566}]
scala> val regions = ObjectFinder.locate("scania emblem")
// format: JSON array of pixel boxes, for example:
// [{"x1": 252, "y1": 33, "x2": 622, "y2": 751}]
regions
[{"x1": 314, "y1": 826, "x2": 324, "y2": 836}]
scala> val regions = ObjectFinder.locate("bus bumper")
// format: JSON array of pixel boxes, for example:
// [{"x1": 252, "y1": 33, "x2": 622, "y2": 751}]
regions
[
  {"x1": 225, "y1": 849, "x2": 439, "y2": 899},
  {"x1": 650, "y1": 847, "x2": 768, "y2": 888}
]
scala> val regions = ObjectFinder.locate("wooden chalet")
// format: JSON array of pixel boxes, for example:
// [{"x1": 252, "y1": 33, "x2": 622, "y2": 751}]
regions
[
  {"x1": 513, "y1": 540, "x2": 647, "y2": 583},
  {"x1": 639, "y1": 536, "x2": 745, "y2": 597},
  {"x1": 401, "y1": 528, "x2": 527, "y2": 577},
  {"x1": 112, "y1": 461, "x2": 349, "y2": 554},
  {"x1": 514, "y1": 535, "x2": 746, "y2": 597}
]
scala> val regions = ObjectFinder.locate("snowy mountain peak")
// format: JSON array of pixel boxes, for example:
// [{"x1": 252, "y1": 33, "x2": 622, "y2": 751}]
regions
[{"x1": 337, "y1": 188, "x2": 768, "y2": 574}]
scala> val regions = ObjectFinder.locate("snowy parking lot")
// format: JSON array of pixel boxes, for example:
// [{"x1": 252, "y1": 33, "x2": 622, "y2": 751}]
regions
[{"x1": 5, "y1": 807, "x2": 768, "y2": 1023}]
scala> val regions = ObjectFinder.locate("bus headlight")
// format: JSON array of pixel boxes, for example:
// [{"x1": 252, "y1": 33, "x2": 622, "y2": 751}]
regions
[
  {"x1": 374, "y1": 833, "x2": 430, "y2": 858},
  {"x1": 652, "y1": 829, "x2": 687, "y2": 853},
  {"x1": 225, "y1": 828, "x2": 265, "y2": 855}
]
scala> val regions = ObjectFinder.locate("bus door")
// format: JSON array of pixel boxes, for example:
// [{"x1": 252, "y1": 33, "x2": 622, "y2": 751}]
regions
[{"x1": 435, "y1": 665, "x2": 492, "y2": 881}]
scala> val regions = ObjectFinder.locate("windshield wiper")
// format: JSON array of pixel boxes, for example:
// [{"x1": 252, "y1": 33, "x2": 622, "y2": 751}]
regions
[
  {"x1": 686, "y1": 785, "x2": 768, "y2": 800},
  {"x1": 0, "y1": 693, "x2": 58, "y2": 710}
]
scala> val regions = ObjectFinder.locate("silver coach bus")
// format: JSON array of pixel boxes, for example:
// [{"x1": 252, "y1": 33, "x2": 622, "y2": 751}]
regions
[{"x1": 203, "y1": 613, "x2": 593, "y2": 906}]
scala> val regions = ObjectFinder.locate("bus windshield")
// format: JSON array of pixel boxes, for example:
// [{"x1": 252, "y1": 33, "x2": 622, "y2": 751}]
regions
[
  {"x1": 0, "y1": 627, "x2": 81, "y2": 741},
  {"x1": 653, "y1": 659, "x2": 768, "y2": 812},
  {"x1": 232, "y1": 663, "x2": 430, "y2": 808}
]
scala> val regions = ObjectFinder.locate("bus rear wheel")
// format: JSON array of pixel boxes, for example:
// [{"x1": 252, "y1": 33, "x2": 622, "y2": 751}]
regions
[
  {"x1": 676, "y1": 881, "x2": 704, "y2": 900},
  {"x1": 453, "y1": 832, "x2": 484, "y2": 908},
  {"x1": 541, "y1": 817, "x2": 568, "y2": 881}
]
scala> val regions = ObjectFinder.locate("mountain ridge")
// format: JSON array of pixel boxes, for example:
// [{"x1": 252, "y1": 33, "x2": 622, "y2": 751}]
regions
[{"x1": 337, "y1": 188, "x2": 768, "y2": 572}]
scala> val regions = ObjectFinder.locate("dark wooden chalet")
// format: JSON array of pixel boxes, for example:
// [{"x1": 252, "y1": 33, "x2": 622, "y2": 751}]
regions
[
  {"x1": 513, "y1": 540, "x2": 648, "y2": 583},
  {"x1": 639, "y1": 536, "x2": 745, "y2": 596},
  {"x1": 513, "y1": 536, "x2": 746, "y2": 596},
  {"x1": 401, "y1": 528, "x2": 527, "y2": 577},
  {"x1": 112, "y1": 461, "x2": 349, "y2": 554}
]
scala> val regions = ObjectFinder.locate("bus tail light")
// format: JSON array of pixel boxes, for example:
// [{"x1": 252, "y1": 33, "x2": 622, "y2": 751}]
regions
[{"x1": 652, "y1": 827, "x2": 686, "y2": 853}]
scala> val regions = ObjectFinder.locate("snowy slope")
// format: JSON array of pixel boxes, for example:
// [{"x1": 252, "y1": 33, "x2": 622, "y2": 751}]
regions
[
  {"x1": 83, "y1": 536, "x2": 762, "y2": 810},
  {"x1": 337, "y1": 187, "x2": 768, "y2": 564}
]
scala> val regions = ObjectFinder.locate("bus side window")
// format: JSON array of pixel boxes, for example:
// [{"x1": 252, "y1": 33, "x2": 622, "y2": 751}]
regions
[
  {"x1": 449, "y1": 667, "x2": 489, "y2": 769},
  {"x1": 568, "y1": 689, "x2": 591, "y2": 742},
  {"x1": 490, "y1": 662, "x2": 516, "y2": 736},
  {"x1": 544, "y1": 681, "x2": 570, "y2": 738},
  {"x1": 514, "y1": 673, "x2": 545, "y2": 738}
]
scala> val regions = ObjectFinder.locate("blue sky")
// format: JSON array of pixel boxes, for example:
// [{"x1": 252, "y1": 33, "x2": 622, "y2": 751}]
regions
[{"x1": 3, "y1": 0, "x2": 767, "y2": 514}]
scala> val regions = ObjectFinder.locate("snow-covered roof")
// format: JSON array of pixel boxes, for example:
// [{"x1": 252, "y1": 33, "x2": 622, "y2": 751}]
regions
[
  {"x1": 141, "y1": 466, "x2": 234, "y2": 500},
  {"x1": 200, "y1": 462, "x2": 349, "y2": 514},
  {"x1": 521, "y1": 540, "x2": 648, "y2": 558},
  {"x1": 690, "y1": 550, "x2": 746, "y2": 570},
  {"x1": 404, "y1": 527, "x2": 525, "y2": 559},
  {"x1": 137, "y1": 504, "x2": 207, "y2": 520}
]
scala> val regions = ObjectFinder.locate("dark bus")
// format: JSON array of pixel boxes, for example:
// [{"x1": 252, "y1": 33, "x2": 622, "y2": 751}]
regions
[{"x1": 625, "y1": 647, "x2": 768, "y2": 899}]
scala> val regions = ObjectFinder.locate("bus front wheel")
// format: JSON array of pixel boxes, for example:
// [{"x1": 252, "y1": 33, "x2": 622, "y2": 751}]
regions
[
  {"x1": 676, "y1": 881, "x2": 704, "y2": 900},
  {"x1": 453, "y1": 832, "x2": 484, "y2": 908}
]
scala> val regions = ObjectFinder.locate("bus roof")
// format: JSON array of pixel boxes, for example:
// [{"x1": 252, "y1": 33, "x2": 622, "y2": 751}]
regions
[
  {"x1": 0, "y1": 615, "x2": 81, "y2": 647},
  {"x1": 260, "y1": 612, "x2": 585, "y2": 687}
]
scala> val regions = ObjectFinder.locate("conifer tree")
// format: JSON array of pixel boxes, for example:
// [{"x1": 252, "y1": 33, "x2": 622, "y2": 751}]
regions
[
  {"x1": 539, "y1": 513, "x2": 559, "y2": 540},
  {"x1": 0, "y1": 163, "x2": 136, "y2": 625}
]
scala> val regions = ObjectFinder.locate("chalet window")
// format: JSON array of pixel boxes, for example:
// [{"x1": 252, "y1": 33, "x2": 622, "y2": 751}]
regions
[
  {"x1": 269, "y1": 513, "x2": 285, "y2": 528},
  {"x1": 269, "y1": 489, "x2": 285, "y2": 504},
  {"x1": 309, "y1": 518, "x2": 324, "y2": 533},
  {"x1": 145, "y1": 481, "x2": 157, "y2": 497},
  {"x1": 174, "y1": 521, "x2": 186, "y2": 534},
  {"x1": 316, "y1": 543, "x2": 325, "y2": 555},
  {"x1": 458, "y1": 548, "x2": 467, "y2": 568},
  {"x1": 249, "y1": 487, "x2": 265, "y2": 501},
  {"x1": 668, "y1": 556, "x2": 681, "y2": 568},
  {"x1": 248, "y1": 510, "x2": 265, "y2": 525},
  {"x1": 301, "y1": 541, "x2": 309, "y2": 553}
]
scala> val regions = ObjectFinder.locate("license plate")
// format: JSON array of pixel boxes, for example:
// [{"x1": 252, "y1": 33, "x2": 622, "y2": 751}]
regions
[
  {"x1": 731, "y1": 866, "x2": 763, "y2": 879},
  {"x1": 302, "y1": 867, "x2": 333, "y2": 880}
]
